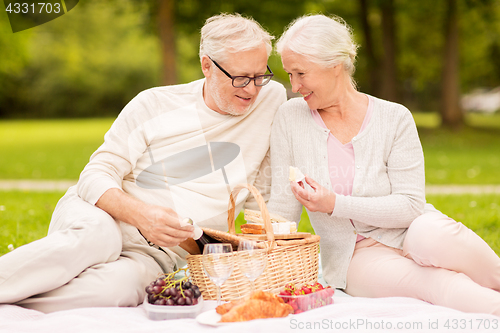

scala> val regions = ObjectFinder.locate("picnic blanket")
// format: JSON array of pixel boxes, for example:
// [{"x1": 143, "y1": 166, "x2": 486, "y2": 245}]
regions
[
  {"x1": 1, "y1": 260, "x2": 498, "y2": 332},
  {"x1": 1, "y1": 291, "x2": 498, "y2": 333}
]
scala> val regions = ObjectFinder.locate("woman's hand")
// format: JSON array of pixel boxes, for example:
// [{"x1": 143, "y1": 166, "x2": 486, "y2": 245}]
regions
[{"x1": 290, "y1": 176, "x2": 336, "y2": 214}]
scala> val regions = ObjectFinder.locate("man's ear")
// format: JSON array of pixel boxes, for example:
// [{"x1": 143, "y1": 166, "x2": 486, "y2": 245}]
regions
[{"x1": 201, "y1": 55, "x2": 212, "y2": 78}]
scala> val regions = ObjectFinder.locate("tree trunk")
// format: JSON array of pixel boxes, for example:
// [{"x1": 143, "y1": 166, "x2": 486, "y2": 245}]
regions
[
  {"x1": 159, "y1": 0, "x2": 177, "y2": 85},
  {"x1": 440, "y1": 0, "x2": 463, "y2": 129},
  {"x1": 380, "y1": 0, "x2": 398, "y2": 102},
  {"x1": 359, "y1": 0, "x2": 380, "y2": 96}
]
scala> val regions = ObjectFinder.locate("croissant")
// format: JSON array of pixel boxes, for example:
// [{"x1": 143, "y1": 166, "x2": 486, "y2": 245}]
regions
[
  {"x1": 217, "y1": 291, "x2": 293, "y2": 322},
  {"x1": 215, "y1": 298, "x2": 243, "y2": 315}
]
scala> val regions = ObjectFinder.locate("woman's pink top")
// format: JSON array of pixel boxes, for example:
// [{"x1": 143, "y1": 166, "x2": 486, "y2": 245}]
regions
[{"x1": 311, "y1": 96, "x2": 373, "y2": 242}]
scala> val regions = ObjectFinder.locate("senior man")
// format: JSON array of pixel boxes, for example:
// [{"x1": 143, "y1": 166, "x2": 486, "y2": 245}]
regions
[{"x1": 0, "y1": 13, "x2": 286, "y2": 313}]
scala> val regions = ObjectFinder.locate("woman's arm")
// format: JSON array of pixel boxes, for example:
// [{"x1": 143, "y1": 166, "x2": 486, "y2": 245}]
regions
[{"x1": 290, "y1": 108, "x2": 425, "y2": 229}]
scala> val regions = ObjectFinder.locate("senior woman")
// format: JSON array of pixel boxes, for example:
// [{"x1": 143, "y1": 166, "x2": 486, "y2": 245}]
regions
[{"x1": 267, "y1": 14, "x2": 500, "y2": 316}]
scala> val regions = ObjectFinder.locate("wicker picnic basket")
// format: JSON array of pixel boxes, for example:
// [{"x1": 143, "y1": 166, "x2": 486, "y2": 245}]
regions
[{"x1": 186, "y1": 184, "x2": 320, "y2": 301}]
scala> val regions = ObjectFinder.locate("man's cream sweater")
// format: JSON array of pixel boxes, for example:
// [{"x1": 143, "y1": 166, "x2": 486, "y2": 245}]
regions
[{"x1": 76, "y1": 79, "x2": 286, "y2": 267}]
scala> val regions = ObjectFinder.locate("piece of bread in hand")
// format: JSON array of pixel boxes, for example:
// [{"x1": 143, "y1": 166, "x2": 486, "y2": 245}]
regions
[{"x1": 289, "y1": 166, "x2": 305, "y2": 182}]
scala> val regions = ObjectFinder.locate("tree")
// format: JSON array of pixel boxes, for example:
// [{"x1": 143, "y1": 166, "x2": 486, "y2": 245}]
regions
[
  {"x1": 440, "y1": 0, "x2": 464, "y2": 129},
  {"x1": 380, "y1": 0, "x2": 398, "y2": 103},
  {"x1": 159, "y1": 0, "x2": 177, "y2": 85},
  {"x1": 359, "y1": 0, "x2": 380, "y2": 96}
]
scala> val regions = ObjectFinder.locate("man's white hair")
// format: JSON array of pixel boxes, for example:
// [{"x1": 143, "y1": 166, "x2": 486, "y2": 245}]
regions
[
  {"x1": 199, "y1": 13, "x2": 274, "y2": 62},
  {"x1": 277, "y1": 14, "x2": 358, "y2": 77}
]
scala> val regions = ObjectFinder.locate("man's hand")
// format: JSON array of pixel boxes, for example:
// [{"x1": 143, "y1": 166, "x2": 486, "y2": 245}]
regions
[
  {"x1": 137, "y1": 205, "x2": 195, "y2": 247},
  {"x1": 290, "y1": 176, "x2": 336, "y2": 214},
  {"x1": 96, "y1": 188, "x2": 194, "y2": 248}
]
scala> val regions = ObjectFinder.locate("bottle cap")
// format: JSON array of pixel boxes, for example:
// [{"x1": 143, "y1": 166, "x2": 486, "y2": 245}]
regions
[{"x1": 181, "y1": 217, "x2": 203, "y2": 240}]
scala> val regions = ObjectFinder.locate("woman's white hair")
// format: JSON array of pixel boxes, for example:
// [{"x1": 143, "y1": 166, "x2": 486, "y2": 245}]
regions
[
  {"x1": 277, "y1": 14, "x2": 359, "y2": 76},
  {"x1": 199, "y1": 13, "x2": 274, "y2": 62}
]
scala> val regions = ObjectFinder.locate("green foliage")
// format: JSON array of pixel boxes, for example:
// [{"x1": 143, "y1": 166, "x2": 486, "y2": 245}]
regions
[
  {"x1": 2, "y1": 0, "x2": 500, "y2": 118},
  {"x1": 0, "y1": 0, "x2": 161, "y2": 118}
]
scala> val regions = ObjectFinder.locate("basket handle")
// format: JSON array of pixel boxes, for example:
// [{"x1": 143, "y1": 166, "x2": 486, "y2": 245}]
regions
[{"x1": 227, "y1": 184, "x2": 275, "y2": 242}]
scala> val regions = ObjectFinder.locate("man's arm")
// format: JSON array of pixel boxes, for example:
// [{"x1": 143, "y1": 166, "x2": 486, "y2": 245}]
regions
[{"x1": 96, "y1": 189, "x2": 194, "y2": 248}]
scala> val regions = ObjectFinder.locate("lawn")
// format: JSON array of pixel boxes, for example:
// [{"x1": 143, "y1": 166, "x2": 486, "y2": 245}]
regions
[
  {"x1": 1, "y1": 112, "x2": 499, "y2": 256},
  {"x1": 0, "y1": 118, "x2": 114, "y2": 180},
  {"x1": 1, "y1": 190, "x2": 498, "y2": 256},
  {"x1": 1, "y1": 113, "x2": 500, "y2": 183}
]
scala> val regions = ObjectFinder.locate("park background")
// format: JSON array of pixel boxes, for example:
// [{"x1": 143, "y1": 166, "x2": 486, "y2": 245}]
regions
[{"x1": 0, "y1": 0, "x2": 499, "y2": 256}]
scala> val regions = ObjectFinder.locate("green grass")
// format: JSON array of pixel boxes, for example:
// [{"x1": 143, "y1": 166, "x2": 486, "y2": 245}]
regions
[
  {"x1": 0, "y1": 192, "x2": 497, "y2": 256},
  {"x1": 0, "y1": 190, "x2": 64, "y2": 255},
  {"x1": 414, "y1": 112, "x2": 500, "y2": 184},
  {"x1": 2, "y1": 114, "x2": 500, "y2": 184},
  {"x1": 1, "y1": 114, "x2": 499, "y2": 256},
  {"x1": 0, "y1": 118, "x2": 114, "y2": 179}
]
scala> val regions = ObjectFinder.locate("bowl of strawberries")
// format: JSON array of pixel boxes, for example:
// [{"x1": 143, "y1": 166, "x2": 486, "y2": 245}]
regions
[{"x1": 277, "y1": 282, "x2": 334, "y2": 314}]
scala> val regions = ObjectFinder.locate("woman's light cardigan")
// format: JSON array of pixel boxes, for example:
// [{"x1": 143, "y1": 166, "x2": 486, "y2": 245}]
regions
[{"x1": 267, "y1": 95, "x2": 434, "y2": 289}]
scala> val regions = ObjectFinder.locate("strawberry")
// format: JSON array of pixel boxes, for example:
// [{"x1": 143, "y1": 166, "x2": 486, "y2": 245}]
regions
[{"x1": 289, "y1": 300, "x2": 298, "y2": 311}]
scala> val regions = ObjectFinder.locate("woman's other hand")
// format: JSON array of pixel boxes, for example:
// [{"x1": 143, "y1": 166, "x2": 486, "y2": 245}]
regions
[{"x1": 290, "y1": 176, "x2": 336, "y2": 214}]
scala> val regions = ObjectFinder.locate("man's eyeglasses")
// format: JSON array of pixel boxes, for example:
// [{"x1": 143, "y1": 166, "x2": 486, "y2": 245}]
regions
[{"x1": 208, "y1": 56, "x2": 274, "y2": 88}]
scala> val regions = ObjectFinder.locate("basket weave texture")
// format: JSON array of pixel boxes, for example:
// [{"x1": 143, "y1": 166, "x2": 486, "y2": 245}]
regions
[{"x1": 186, "y1": 184, "x2": 320, "y2": 301}]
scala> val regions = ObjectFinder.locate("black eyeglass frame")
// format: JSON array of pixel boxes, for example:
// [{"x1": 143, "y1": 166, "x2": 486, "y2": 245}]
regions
[{"x1": 208, "y1": 56, "x2": 274, "y2": 88}]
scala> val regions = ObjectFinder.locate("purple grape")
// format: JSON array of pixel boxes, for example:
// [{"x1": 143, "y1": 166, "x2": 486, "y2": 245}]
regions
[
  {"x1": 155, "y1": 298, "x2": 167, "y2": 305},
  {"x1": 166, "y1": 298, "x2": 176, "y2": 306},
  {"x1": 145, "y1": 285, "x2": 153, "y2": 295},
  {"x1": 184, "y1": 289, "x2": 193, "y2": 298},
  {"x1": 155, "y1": 278, "x2": 166, "y2": 287},
  {"x1": 182, "y1": 281, "x2": 192, "y2": 289},
  {"x1": 176, "y1": 297, "x2": 186, "y2": 305},
  {"x1": 185, "y1": 297, "x2": 193, "y2": 305},
  {"x1": 169, "y1": 287, "x2": 178, "y2": 297},
  {"x1": 161, "y1": 288, "x2": 171, "y2": 297},
  {"x1": 152, "y1": 285, "x2": 163, "y2": 295}
]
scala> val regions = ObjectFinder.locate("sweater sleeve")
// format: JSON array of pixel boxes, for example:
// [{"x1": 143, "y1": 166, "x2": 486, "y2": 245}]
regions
[
  {"x1": 77, "y1": 92, "x2": 151, "y2": 205},
  {"x1": 266, "y1": 107, "x2": 303, "y2": 223},
  {"x1": 332, "y1": 108, "x2": 426, "y2": 228}
]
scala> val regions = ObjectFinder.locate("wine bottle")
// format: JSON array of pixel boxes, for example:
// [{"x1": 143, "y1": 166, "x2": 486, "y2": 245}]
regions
[{"x1": 181, "y1": 218, "x2": 221, "y2": 253}]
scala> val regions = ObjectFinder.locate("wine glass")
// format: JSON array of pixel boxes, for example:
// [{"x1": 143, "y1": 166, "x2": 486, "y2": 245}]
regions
[
  {"x1": 202, "y1": 243, "x2": 234, "y2": 305},
  {"x1": 238, "y1": 239, "x2": 267, "y2": 293}
]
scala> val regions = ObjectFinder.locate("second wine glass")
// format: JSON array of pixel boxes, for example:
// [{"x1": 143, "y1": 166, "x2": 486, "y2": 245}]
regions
[
  {"x1": 238, "y1": 239, "x2": 267, "y2": 293},
  {"x1": 202, "y1": 243, "x2": 234, "y2": 305}
]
